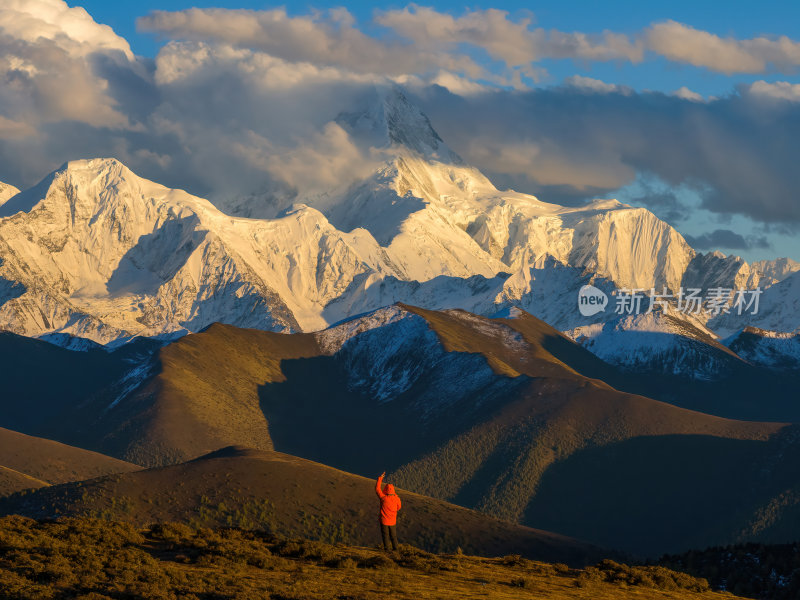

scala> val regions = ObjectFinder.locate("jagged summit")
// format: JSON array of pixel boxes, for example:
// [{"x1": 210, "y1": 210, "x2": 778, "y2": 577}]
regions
[
  {"x1": 752, "y1": 257, "x2": 800, "y2": 284},
  {"x1": 0, "y1": 151, "x2": 704, "y2": 347},
  {"x1": 0, "y1": 181, "x2": 19, "y2": 207},
  {"x1": 0, "y1": 88, "x2": 792, "y2": 363},
  {"x1": 336, "y1": 86, "x2": 463, "y2": 165}
]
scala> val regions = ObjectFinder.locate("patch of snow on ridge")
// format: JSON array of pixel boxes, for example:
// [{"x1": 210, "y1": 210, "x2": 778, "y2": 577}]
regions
[
  {"x1": 106, "y1": 360, "x2": 156, "y2": 411},
  {"x1": 328, "y1": 308, "x2": 441, "y2": 402},
  {"x1": 318, "y1": 304, "x2": 523, "y2": 415},
  {"x1": 441, "y1": 309, "x2": 528, "y2": 354},
  {"x1": 723, "y1": 327, "x2": 800, "y2": 370},
  {"x1": 315, "y1": 305, "x2": 411, "y2": 355}
]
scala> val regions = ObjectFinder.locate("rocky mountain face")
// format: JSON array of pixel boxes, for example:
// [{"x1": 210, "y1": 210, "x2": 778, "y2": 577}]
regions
[
  {"x1": 0, "y1": 88, "x2": 795, "y2": 375},
  {"x1": 752, "y1": 257, "x2": 800, "y2": 284}
]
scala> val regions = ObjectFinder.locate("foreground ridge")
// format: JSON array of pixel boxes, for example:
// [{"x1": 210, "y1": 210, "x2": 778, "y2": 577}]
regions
[{"x1": 0, "y1": 516, "x2": 729, "y2": 600}]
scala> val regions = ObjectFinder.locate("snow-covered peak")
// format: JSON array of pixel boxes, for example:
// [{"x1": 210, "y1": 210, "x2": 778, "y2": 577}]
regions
[
  {"x1": 0, "y1": 181, "x2": 19, "y2": 206},
  {"x1": 681, "y1": 251, "x2": 760, "y2": 292},
  {"x1": 337, "y1": 86, "x2": 462, "y2": 164},
  {"x1": 566, "y1": 310, "x2": 742, "y2": 380},
  {"x1": 752, "y1": 257, "x2": 800, "y2": 284},
  {"x1": 1, "y1": 89, "x2": 786, "y2": 363},
  {"x1": 723, "y1": 326, "x2": 800, "y2": 370},
  {"x1": 709, "y1": 270, "x2": 800, "y2": 335},
  {"x1": 382, "y1": 87, "x2": 463, "y2": 164},
  {"x1": 0, "y1": 158, "x2": 217, "y2": 222}
]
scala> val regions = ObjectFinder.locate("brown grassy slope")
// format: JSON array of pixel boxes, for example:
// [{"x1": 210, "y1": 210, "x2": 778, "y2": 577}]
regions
[
  {"x1": 73, "y1": 304, "x2": 623, "y2": 469},
  {"x1": 119, "y1": 304, "x2": 789, "y2": 556},
  {"x1": 0, "y1": 446, "x2": 606, "y2": 566},
  {"x1": 501, "y1": 307, "x2": 800, "y2": 423},
  {"x1": 29, "y1": 304, "x2": 795, "y2": 556},
  {"x1": 82, "y1": 323, "x2": 320, "y2": 466},
  {"x1": 366, "y1": 306, "x2": 780, "y2": 515},
  {"x1": 383, "y1": 306, "x2": 793, "y2": 555},
  {"x1": 402, "y1": 304, "x2": 617, "y2": 381},
  {"x1": 0, "y1": 467, "x2": 47, "y2": 496},
  {"x1": 0, "y1": 517, "x2": 734, "y2": 600},
  {"x1": 0, "y1": 427, "x2": 138, "y2": 496}
]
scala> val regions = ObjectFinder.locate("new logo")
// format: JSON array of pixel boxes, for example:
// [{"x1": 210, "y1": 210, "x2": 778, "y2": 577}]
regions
[{"x1": 577, "y1": 285, "x2": 608, "y2": 317}]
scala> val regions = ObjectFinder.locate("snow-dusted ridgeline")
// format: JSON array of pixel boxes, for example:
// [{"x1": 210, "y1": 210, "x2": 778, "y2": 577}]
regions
[{"x1": 0, "y1": 88, "x2": 796, "y2": 376}]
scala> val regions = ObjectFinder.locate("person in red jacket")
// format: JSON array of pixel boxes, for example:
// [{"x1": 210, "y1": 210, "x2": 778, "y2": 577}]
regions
[{"x1": 375, "y1": 471, "x2": 401, "y2": 551}]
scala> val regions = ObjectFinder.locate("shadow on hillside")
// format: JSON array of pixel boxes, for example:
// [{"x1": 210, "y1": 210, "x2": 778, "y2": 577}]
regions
[
  {"x1": 258, "y1": 352, "x2": 528, "y2": 478},
  {"x1": 523, "y1": 432, "x2": 800, "y2": 558},
  {"x1": 106, "y1": 216, "x2": 205, "y2": 297},
  {"x1": 0, "y1": 273, "x2": 25, "y2": 309}
]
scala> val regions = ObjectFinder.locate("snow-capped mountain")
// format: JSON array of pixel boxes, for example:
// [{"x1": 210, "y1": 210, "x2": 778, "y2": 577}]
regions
[
  {"x1": 709, "y1": 270, "x2": 800, "y2": 336},
  {"x1": 0, "y1": 182, "x2": 19, "y2": 205},
  {"x1": 752, "y1": 257, "x2": 800, "y2": 284},
  {"x1": 723, "y1": 327, "x2": 800, "y2": 371},
  {"x1": 0, "y1": 90, "x2": 701, "y2": 345},
  {"x1": 0, "y1": 86, "x2": 794, "y2": 380},
  {"x1": 681, "y1": 251, "x2": 762, "y2": 292},
  {"x1": 566, "y1": 310, "x2": 744, "y2": 380}
]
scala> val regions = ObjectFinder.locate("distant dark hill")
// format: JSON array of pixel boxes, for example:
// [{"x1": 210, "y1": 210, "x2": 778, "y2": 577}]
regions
[
  {"x1": 4, "y1": 304, "x2": 800, "y2": 557},
  {"x1": 0, "y1": 446, "x2": 606, "y2": 566},
  {"x1": 46, "y1": 303, "x2": 620, "y2": 468},
  {"x1": 0, "y1": 332, "x2": 126, "y2": 435},
  {"x1": 0, "y1": 427, "x2": 138, "y2": 496}
]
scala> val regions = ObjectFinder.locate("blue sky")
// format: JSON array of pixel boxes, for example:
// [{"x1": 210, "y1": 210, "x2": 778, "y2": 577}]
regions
[
  {"x1": 72, "y1": 0, "x2": 800, "y2": 98},
  {"x1": 5, "y1": 1, "x2": 800, "y2": 262}
]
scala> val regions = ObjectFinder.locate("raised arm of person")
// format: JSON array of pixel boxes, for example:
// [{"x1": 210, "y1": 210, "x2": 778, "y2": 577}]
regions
[{"x1": 375, "y1": 471, "x2": 386, "y2": 498}]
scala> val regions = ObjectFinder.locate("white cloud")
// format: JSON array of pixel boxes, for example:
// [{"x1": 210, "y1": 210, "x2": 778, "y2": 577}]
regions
[
  {"x1": 430, "y1": 71, "x2": 491, "y2": 95},
  {"x1": 746, "y1": 80, "x2": 800, "y2": 101},
  {"x1": 138, "y1": 7, "x2": 485, "y2": 79},
  {"x1": 564, "y1": 75, "x2": 629, "y2": 94},
  {"x1": 375, "y1": 6, "x2": 643, "y2": 66},
  {"x1": 2, "y1": 1, "x2": 800, "y2": 234},
  {"x1": 672, "y1": 86, "x2": 705, "y2": 102},
  {"x1": 0, "y1": 0, "x2": 132, "y2": 58},
  {"x1": 264, "y1": 122, "x2": 387, "y2": 195},
  {"x1": 463, "y1": 137, "x2": 634, "y2": 191},
  {"x1": 0, "y1": 0, "x2": 139, "y2": 129},
  {"x1": 0, "y1": 115, "x2": 35, "y2": 140},
  {"x1": 647, "y1": 21, "x2": 800, "y2": 74},
  {"x1": 140, "y1": 5, "x2": 645, "y2": 88}
]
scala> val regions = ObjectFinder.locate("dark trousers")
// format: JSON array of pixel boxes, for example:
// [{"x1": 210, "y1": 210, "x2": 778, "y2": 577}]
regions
[{"x1": 380, "y1": 523, "x2": 398, "y2": 551}]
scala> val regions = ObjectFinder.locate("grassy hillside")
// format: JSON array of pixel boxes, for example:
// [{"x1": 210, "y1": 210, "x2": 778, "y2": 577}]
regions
[
  {"x1": 0, "y1": 447, "x2": 604, "y2": 566},
  {"x1": 257, "y1": 305, "x2": 792, "y2": 555},
  {"x1": 0, "y1": 467, "x2": 47, "y2": 496},
  {"x1": 3, "y1": 305, "x2": 799, "y2": 558},
  {"x1": 0, "y1": 516, "x2": 739, "y2": 600},
  {"x1": 68, "y1": 323, "x2": 321, "y2": 466},
  {"x1": 0, "y1": 427, "x2": 138, "y2": 496}
]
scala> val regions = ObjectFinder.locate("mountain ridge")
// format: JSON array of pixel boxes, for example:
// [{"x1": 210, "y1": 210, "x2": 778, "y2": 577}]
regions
[{"x1": 0, "y1": 90, "x2": 796, "y2": 378}]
